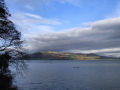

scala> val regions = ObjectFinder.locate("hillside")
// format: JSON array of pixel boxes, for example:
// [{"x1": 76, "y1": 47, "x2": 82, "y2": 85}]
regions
[{"x1": 21, "y1": 51, "x2": 116, "y2": 60}]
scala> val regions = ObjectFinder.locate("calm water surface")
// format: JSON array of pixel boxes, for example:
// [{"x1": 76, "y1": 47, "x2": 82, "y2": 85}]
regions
[{"x1": 13, "y1": 60, "x2": 120, "y2": 90}]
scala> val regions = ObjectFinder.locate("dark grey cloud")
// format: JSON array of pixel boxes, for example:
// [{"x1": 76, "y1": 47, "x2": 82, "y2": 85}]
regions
[{"x1": 24, "y1": 18, "x2": 120, "y2": 57}]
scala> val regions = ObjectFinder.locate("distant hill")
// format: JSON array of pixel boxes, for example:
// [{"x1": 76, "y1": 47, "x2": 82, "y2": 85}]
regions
[{"x1": 21, "y1": 51, "x2": 118, "y2": 60}]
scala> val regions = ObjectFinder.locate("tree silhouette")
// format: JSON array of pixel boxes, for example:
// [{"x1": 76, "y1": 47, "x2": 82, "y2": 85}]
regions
[
  {"x1": 0, "y1": 0, "x2": 23, "y2": 89},
  {"x1": 0, "y1": 0, "x2": 22, "y2": 52},
  {"x1": 0, "y1": 0, "x2": 23, "y2": 63}
]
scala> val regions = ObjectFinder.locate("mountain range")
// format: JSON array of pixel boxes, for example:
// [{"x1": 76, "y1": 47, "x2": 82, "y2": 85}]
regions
[{"x1": 21, "y1": 51, "x2": 118, "y2": 60}]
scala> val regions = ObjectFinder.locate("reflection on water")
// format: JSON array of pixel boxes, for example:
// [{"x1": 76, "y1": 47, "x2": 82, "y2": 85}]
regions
[
  {"x1": 0, "y1": 53, "x2": 26, "y2": 90},
  {"x1": 13, "y1": 60, "x2": 120, "y2": 90},
  {"x1": 0, "y1": 71, "x2": 17, "y2": 90},
  {"x1": 0, "y1": 53, "x2": 18, "y2": 90}
]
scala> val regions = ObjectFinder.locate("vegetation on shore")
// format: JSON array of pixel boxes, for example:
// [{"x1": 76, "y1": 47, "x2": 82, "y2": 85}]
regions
[{"x1": 21, "y1": 51, "x2": 117, "y2": 60}]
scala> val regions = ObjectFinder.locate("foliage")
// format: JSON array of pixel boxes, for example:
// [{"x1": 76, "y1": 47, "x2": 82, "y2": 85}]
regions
[
  {"x1": 0, "y1": 0, "x2": 24, "y2": 72},
  {"x1": 0, "y1": 0, "x2": 22, "y2": 53},
  {"x1": 0, "y1": 1, "x2": 24, "y2": 89}
]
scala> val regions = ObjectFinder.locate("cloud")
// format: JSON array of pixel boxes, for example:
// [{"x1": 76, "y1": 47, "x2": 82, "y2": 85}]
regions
[
  {"x1": 9, "y1": 12, "x2": 120, "y2": 57},
  {"x1": 24, "y1": 5, "x2": 34, "y2": 10},
  {"x1": 23, "y1": 17, "x2": 120, "y2": 57},
  {"x1": 24, "y1": 13, "x2": 42, "y2": 19},
  {"x1": 6, "y1": 0, "x2": 82, "y2": 10},
  {"x1": 9, "y1": 12, "x2": 62, "y2": 41},
  {"x1": 71, "y1": 47, "x2": 120, "y2": 54},
  {"x1": 107, "y1": 1, "x2": 120, "y2": 18},
  {"x1": 66, "y1": 48, "x2": 120, "y2": 57},
  {"x1": 6, "y1": 0, "x2": 120, "y2": 57},
  {"x1": 58, "y1": 0, "x2": 82, "y2": 6},
  {"x1": 13, "y1": 12, "x2": 61, "y2": 25}
]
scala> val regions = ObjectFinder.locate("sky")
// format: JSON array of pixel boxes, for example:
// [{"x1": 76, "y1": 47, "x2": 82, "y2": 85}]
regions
[{"x1": 5, "y1": 0, "x2": 120, "y2": 57}]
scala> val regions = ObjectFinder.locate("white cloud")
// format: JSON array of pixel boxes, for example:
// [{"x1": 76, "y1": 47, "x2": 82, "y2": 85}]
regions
[
  {"x1": 6, "y1": 0, "x2": 82, "y2": 9},
  {"x1": 114, "y1": 2, "x2": 120, "y2": 17},
  {"x1": 107, "y1": 1, "x2": 120, "y2": 18},
  {"x1": 104, "y1": 53, "x2": 120, "y2": 57},
  {"x1": 19, "y1": 13, "x2": 62, "y2": 25},
  {"x1": 65, "y1": 48, "x2": 120, "y2": 57},
  {"x1": 25, "y1": 5, "x2": 34, "y2": 10},
  {"x1": 10, "y1": 12, "x2": 62, "y2": 39},
  {"x1": 58, "y1": 0, "x2": 82, "y2": 6},
  {"x1": 25, "y1": 13, "x2": 42, "y2": 19},
  {"x1": 75, "y1": 48, "x2": 120, "y2": 53}
]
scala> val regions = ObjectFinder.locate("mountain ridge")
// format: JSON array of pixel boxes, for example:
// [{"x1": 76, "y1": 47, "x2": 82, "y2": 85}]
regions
[{"x1": 21, "y1": 51, "x2": 118, "y2": 60}]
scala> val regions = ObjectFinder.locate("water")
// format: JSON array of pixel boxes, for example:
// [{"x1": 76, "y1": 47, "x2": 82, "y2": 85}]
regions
[{"x1": 13, "y1": 60, "x2": 120, "y2": 90}]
